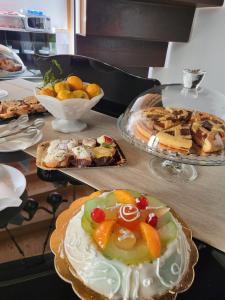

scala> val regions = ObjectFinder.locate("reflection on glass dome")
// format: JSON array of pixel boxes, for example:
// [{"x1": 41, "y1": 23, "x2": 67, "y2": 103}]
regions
[{"x1": 118, "y1": 85, "x2": 225, "y2": 166}]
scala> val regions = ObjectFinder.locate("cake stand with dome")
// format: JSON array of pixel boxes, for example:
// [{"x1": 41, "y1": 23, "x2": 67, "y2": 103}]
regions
[{"x1": 118, "y1": 83, "x2": 225, "y2": 183}]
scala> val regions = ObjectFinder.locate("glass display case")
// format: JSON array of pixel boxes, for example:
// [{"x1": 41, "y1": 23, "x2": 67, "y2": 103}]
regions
[{"x1": 0, "y1": 30, "x2": 56, "y2": 69}]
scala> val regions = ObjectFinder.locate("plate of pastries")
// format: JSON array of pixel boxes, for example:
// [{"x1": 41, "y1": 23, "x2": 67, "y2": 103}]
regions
[
  {"x1": 127, "y1": 101, "x2": 225, "y2": 157},
  {"x1": 36, "y1": 135, "x2": 126, "y2": 169},
  {"x1": 50, "y1": 189, "x2": 198, "y2": 300},
  {"x1": 0, "y1": 96, "x2": 47, "y2": 121}
]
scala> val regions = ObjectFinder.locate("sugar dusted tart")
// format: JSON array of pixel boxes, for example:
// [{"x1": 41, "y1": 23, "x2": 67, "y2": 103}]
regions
[{"x1": 50, "y1": 190, "x2": 198, "y2": 300}]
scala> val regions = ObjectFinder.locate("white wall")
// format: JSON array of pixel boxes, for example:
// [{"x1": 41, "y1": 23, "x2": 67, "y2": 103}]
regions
[
  {"x1": 0, "y1": 0, "x2": 68, "y2": 29},
  {"x1": 151, "y1": 6, "x2": 225, "y2": 95}
]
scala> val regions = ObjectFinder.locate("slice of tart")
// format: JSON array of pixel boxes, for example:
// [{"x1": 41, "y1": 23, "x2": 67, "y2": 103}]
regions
[
  {"x1": 192, "y1": 119, "x2": 225, "y2": 153},
  {"x1": 156, "y1": 123, "x2": 193, "y2": 152}
]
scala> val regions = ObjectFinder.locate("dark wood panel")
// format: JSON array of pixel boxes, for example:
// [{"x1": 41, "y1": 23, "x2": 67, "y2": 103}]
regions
[
  {"x1": 75, "y1": 35, "x2": 168, "y2": 69},
  {"x1": 163, "y1": 0, "x2": 224, "y2": 6},
  {"x1": 132, "y1": 0, "x2": 223, "y2": 6},
  {"x1": 86, "y1": 0, "x2": 195, "y2": 42},
  {"x1": 119, "y1": 66, "x2": 150, "y2": 78}
]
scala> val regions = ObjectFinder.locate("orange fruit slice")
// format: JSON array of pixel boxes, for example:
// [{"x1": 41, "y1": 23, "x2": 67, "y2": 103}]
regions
[
  {"x1": 139, "y1": 222, "x2": 161, "y2": 258},
  {"x1": 57, "y1": 90, "x2": 73, "y2": 100},
  {"x1": 67, "y1": 75, "x2": 83, "y2": 90},
  {"x1": 114, "y1": 190, "x2": 136, "y2": 205},
  {"x1": 93, "y1": 220, "x2": 116, "y2": 250},
  {"x1": 54, "y1": 81, "x2": 70, "y2": 93},
  {"x1": 85, "y1": 83, "x2": 101, "y2": 98}
]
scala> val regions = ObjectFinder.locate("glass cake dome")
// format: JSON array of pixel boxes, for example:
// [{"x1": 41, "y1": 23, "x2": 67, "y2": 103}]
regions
[{"x1": 118, "y1": 73, "x2": 225, "y2": 183}]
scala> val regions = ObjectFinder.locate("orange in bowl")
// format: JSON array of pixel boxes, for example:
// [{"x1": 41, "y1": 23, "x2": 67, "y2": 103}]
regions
[
  {"x1": 54, "y1": 81, "x2": 70, "y2": 93},
  {"x1": 67, "y1": 75, "x2": 83, "y2": 90},
  {"x1": 57, "y1": 90, "x2": 73, "y2": 100},
  {"x1": 85, "y1": 83, "x2": 101, "y2": 98},
  {"x1": 39, "y1": 86, "x2": 56, "y2": 97},
  {"x1": 71, "y1": 90, "x2": 89, "y2": 99}
]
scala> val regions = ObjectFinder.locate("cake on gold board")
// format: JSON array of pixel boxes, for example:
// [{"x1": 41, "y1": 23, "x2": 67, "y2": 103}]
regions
[{"x1": 50, "y1": 190, "x2": 198, "y2": 300}]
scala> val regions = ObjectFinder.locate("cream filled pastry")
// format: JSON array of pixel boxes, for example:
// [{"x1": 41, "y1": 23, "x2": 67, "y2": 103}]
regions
[{"x1": 52, "y1": 190, "x2": 198, "y2": 300}]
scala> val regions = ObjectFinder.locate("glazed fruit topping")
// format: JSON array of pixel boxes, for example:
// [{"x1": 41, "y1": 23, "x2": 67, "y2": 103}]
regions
[
  {"x1": 93, "y1": 220, "x2": 116, "y2": 249},
  {"x1": 113, "y1": 226, "x2": 137, "y2": 250},
  {"x1": 140, "y1": 222, "x2": 161, "y2": 258},
  {"x1": 91, "y1": 208, "x2": 106, "y2": 223},
  {"x1": 146, "y1": 212, "x2": 158, "y2": 228},
  {"x1": 136, "y1": 195, "x2": 148, "y2": 210},
  {"x1": 114, "y1": 190, "x2": 136, "y2": 204},
  {"x1": 119, "y1": 205, "x2": 140, "y2": 222},
  {"x1": 117, "y1": 204, "x2": 140, "y2": 230}
]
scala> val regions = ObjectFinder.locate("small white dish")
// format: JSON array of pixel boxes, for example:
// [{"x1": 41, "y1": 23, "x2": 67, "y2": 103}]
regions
[
  {"x1": 0, "y1": 129, "x2": 42, "y2": 152},
  {"x1": 34, "y1": 84, "x2": 104, "y2": 133},
  {"x1": 0, "y1": 164, "x2": 26, "y2": 197},
  {"x1": 0, "y1": 89, "x2": 8, "y2": 99}
]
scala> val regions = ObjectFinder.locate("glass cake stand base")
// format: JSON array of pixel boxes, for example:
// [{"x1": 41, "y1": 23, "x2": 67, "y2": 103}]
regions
[{"x1": 149, "y1": 157, "x2": 198, "y2": 183}]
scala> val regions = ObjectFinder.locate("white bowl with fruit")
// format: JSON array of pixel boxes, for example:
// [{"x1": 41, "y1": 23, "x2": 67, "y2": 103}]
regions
[{"x1": 34, "y1": 75, "x2": 104, "y2": 133}]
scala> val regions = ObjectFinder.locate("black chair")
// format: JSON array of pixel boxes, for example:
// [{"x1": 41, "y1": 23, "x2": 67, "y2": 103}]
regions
[{"x1": 35, "y1": 54, "x2": 160, "y2": 117}]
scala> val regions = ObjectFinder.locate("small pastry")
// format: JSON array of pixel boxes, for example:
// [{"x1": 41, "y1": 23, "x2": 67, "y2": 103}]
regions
[
  {"x1": 71, "y1": 146, "x2": 92, "y2": 167},
  {"x1": 82, "y1": 137, "x2": 96, "y2": 148},
  {"x1": 67, "y1": 139, "x2": 79, "y2": 151},
  {"x1": 23, "y1": 96, "x2": 39, "y2": 105},
  {"x1": 92, "y1": 146, "x2": 116, "y2": 166},
  {"x1": 42, "y1": 140, "x2": 71, "y2": 168}
]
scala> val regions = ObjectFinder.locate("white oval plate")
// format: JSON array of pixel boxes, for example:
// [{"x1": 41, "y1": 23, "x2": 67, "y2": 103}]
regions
[
  {"x1": 0, "y1": 130, "x2": 43, "y2": 153},
  {"x1": 0, "y1": 164, "x2": 26, "y2": 197}
]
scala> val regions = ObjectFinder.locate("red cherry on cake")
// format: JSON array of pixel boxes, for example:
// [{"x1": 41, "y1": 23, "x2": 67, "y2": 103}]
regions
[
  {"x1": 105, "y1": 135, "x2": 113, "y2": 144},
  {"x1": 146, "y1": 213, "x2": 158, "y2": 227},
  {"x1": 91, "y1": 208, "x2": 105, "y2": 223},
  {"x1": 136, "y1": 195, "x2": 148, "y2": 210}
]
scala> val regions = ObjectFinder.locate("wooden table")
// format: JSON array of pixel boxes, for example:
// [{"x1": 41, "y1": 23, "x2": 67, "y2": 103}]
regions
[{"x1": 1, "y1": 79, "x2": 225, "y2": 252}]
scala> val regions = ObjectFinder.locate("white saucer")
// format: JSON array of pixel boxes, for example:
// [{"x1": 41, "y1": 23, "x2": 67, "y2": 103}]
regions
[
  {"x1": 0, "y1": 89, "x2": 8, "y2": 99},
  {"x1": 0, "y1": 164, "x2": 26, "y2": 197},
  {"x1": 0, "y1": 130, "x2": 43, "y2": 152}
]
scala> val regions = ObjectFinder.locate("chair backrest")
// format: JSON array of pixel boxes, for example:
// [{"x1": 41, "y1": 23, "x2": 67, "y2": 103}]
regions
[{"x1": 35, "y1": 54, "x2": 160, "y2": 117}]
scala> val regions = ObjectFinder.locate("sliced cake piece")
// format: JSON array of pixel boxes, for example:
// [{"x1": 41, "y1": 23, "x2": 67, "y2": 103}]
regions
[
  {"x1": 156, "y1": 123, "x2": 193, "y2": 152},
  {"x1": 192, "y1": 120, "x2": 225, "y2": 153}
]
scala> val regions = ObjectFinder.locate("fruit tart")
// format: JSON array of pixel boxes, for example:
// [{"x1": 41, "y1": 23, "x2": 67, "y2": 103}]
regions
[{"x1": 50, "y1": 190, "x2": 198, "y2": 300}]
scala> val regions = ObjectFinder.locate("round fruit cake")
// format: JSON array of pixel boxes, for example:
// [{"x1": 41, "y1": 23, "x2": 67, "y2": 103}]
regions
[{"x1": 51, "y1": 190, "x2": 198, "y2": 300}]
